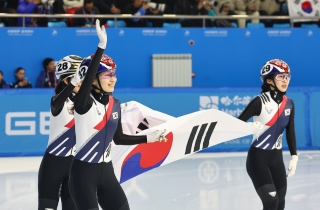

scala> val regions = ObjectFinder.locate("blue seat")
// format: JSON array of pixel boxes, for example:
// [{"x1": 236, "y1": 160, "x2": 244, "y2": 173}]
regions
[
  {"x1": 247, "y1": 23, "x2": 265, "y2": 28},
  {"x1": 48, "y1": 21, "x2": 67, "y2": 27},
  {"x1": 301, "y1": 23, "x2": 318, "y2": 28},
  {"x1": 231, "y1": 22, "x2": 238, "y2": 28},
  {"x1": 146, "y1": 21, "x2": 153, "y2": 28},
  {"x1": 107, "y1": 20, "x2": 126, "y2": 28},
  {"x1": 273, "y1": 23, "x2": 291, "y2": 28},
  {"x1": 163, "y1": 23, "x2": 182, "y2": 28},
  {"x1": 281, "y1": 3, "x2": 288, "y2": 13}
]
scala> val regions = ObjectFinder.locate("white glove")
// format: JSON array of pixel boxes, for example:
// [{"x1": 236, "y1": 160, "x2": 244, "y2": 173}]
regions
[
  {"x1": 147, "y1": 129, "x2": 167, "y2": 143},
  {"x1": 120, "y1": 102, "x2": 128, "y2": 113},
  {"x1": 247, "y1": 121, "x2": 264, "y2": 129},
  {"x1": 70, "y1": 66, "x2": 87, "y2": 86},
  {"x1": 287, "y1": 155, "x2": 298, "y2": 178},
  {"x1": 95, "y1": 19, "x2": 107, "y2": 49}
]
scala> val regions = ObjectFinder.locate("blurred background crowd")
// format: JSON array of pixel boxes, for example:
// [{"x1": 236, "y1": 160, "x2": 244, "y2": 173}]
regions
[{"x1": 0, "y1": 0, "x2": 318, "y2": 28}]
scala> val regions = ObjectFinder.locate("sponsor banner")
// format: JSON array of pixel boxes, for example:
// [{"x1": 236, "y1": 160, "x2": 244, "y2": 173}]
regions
[
  {"x1": 0, "y1": 28, "x2": 320, "y2": 88},
  {"x1": 0, "y1": 87, "x2": 317, "y2": 156},
  {"x1": 204, "y1": 30, "x2": 228, "y2": 37},
  {"x1": 267, "y1": 30, "x2": 292, "y2": 37},
  {"x1": 7, "y1": 29, "x2": 34, "y2": 36},
  {"x1": 142, "y1": 29, "x2": 168, "y2": 36}
]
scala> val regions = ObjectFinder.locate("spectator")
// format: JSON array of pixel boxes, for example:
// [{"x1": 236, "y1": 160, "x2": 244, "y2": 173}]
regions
[
  {"x1": 235, "y1": 0, "x2": 260, "y2": 28},
  {"x1": 216, "y1": 0, "x2": 237, "y2": 27},
  {"x1": 122, "y1": 0, "x2": 171, "y2": 27},
  {"x1": 0, "y1": 70, "x2": 10, "y2": 89},
  {"x1": 1, "y1": 0, "x2": 19, "y2": 26},
  {"x1": 52, "y1": 0, "x2": 64, "y2": 13},
  {"x1": 63, "y1": 0, "x2": 83, "y2": 11},
  {"x1": 146, "y1": 0, "x2": 174, "y2": 27},
  {"x1": 116, "y1": 0, "x2": 131, "y2": 10},
  {"x1": 17, "y1": 0, "x2": 40, "y2": 26},
  {"x1": 17, "y1": 0, "x2": 51, "y2": 27},
  {"x1": 73, "y1": 0, "x2": 99, "y2": 27},
  {"x1": 260, "y1": 0, "x2": 284, "y2": 15},
  {"x1": 93, "y1": 0, "x2": 121, "y2": 25},
  {"x1": 10, "y1": 67, "x2": 32, "y2": 88},
  {"x1": 176, "y1": 0, "x2": 215, "y2": 27},
  {"x1": 36, "y1": 58, "x2": 57, "y2": 88},
  {"x1": 259, "y1": 0, "x2": 288, "y2": 27},
  {"x1": 93, "y1": 0, "x2": 120, "y2": 14},
  {"x1": 51, "y1": 0, "x2": 69, "y2": 23},
  {"x1": 175, "y1": 0, "x2": 195, "y2": 27},
  {"x1": 122, "y1": 0, "x2": 149, "y2": 27},
  {"x1": 194, "y1": 0, "x2": 216, "y2": 27}
]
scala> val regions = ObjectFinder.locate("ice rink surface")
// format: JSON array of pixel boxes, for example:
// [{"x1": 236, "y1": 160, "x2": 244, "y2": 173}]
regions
[{"x1": 0, "y1": 151, "x2": 319, "y2": 210}]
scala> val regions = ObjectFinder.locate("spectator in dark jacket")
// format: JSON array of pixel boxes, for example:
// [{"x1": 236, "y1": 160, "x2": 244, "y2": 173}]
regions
[
  {"x1": 93, "y1": 0, "x2": 120, "y2": 14},
  {"x1": 36, "y1": 58, "x2": 57, "y2": 88},
  {"x1": 122, "y1": 0, "x2": 149, "y2": 27},
  {"x1": 73, "y1": 0, "x2": 99, "y2": 27},
  {"x1": 10, "y1": 67, "x2": 32, "y2": 88},
  {"x1": 2, "y1": 0, "x2": 19, "y2": 26},
  {"x1": 93, "y1": 0, "x2": 121, "y2": 24},
  {"x1": 17, "y1": 0, "x2": 40, "y2": 26},
  {"x1": 17, "y1": 0, "x2": 50, "y2": 26},
  {"x1": 0, "y1": 70, "x2": 10, "y2": 89},
  {"x1": 176, "y1": 0, "x2": 216, "y2": 27},
  {"x1": 122, "y1": 0, "x2": 171, "y2": 27}
]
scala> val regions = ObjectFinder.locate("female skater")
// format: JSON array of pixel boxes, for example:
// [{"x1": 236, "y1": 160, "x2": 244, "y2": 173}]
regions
[
  {"x1": 69, "y1": 19, "x2": 166, "y2": 210},
  {"x1": 38, "y1": 55, "x2": 83, "y2": 210},
  {"x1": 238, "y1": 59, "x2": 298, "y2": 210}
]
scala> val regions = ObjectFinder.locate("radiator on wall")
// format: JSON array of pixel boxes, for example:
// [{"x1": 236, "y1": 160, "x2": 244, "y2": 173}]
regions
[{"x1": 152, "y1": 54, "x2": 192, "y2": 87}]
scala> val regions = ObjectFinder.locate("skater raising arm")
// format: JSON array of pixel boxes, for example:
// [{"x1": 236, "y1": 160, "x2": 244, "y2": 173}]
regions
[{"x1": 69, "y1": 19, "x2": 166, "y2": 210}]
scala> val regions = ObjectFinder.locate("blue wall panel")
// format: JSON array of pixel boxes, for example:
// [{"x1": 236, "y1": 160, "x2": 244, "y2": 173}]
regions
[{"x1": 0, "y1": 28, "x2": 320, "y2": 88}]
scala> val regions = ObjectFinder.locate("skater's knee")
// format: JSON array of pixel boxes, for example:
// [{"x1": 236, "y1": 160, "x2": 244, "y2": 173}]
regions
[
  {"x1": 38, "y1": 198, "x2": 58, "y2": 210},
  {"x1": 256, "y1": 184, "x2": 279, "y2": 210}
]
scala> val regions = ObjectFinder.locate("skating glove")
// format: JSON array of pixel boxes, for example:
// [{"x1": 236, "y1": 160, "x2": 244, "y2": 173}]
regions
[
  {"x1": 71, "y1": 65, "x2": 87, "y2": 86},
  {"x1": 287, "y1": 155, "x2": 298, "y2": 178},
  {"x1": 147, "y1": 129, "x2": 167, "y2": 143},
  {"x1": 95, "y1": 19, "x2": 107, "y2": 49}
]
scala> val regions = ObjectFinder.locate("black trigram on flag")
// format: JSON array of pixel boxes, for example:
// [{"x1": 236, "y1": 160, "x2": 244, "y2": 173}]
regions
[
  {"x1": 185, "y1": 122, "x2": 217, "y2": 155},
  {"x1": 136, "y1": 118, "x2": 149, "y2": 134}
]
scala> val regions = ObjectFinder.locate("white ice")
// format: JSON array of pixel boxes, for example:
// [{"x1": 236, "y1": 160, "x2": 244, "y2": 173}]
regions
[{"x1": 0, "y1": 151, "x2": 319, "y2": 210}]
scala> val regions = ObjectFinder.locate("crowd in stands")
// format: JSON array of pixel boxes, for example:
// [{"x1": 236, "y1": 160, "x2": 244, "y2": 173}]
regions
[
  {"x1": 0, "y1": 0, "x2": 318, "y2": 28},
  {"x1": 0, "y1": 57, "x2": 57, "y2": 89}
]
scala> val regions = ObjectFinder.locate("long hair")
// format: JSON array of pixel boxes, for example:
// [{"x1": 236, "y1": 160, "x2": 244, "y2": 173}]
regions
[{"x1": 261, "y1": 74, "x2": 274, "y2": 93}]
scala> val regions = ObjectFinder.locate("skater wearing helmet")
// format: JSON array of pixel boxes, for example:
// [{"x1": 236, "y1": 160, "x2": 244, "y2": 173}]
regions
[
  {"x1": 68, "y1": 19, "x2": 166, "y2": 210},
  {"x1": 238, "y1": 59, "x2": 298, "y2": 210},
  {"x1": 38, "y1": 55, "x2": 84, "y2": 210}
]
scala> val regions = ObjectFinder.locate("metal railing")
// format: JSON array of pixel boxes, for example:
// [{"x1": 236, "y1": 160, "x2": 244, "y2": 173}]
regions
[{"x1": 0, "y1": 13, "x2": 319, "y2": 28}]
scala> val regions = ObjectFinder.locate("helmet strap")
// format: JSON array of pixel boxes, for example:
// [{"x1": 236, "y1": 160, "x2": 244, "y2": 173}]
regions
[
  {"x1": 270, "y1": 77, "x2": 286, "y2": 103},
  {"x1": 95, "y1": 75, "x2": 112, "y2": 99}
]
